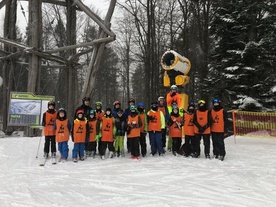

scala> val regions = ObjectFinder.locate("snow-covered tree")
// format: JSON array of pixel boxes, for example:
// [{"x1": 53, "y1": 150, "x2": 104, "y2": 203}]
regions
[{"x1": 206, "y1": 0, "x2": 276, "y2": 111}]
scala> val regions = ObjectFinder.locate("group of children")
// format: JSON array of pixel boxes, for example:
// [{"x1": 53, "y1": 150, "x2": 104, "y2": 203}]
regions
[{"x1": 42, "y1": 85, "x2": 228, "y2": 162}]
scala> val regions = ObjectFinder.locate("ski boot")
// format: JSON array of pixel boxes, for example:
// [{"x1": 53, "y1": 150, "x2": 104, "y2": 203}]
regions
[{"x1": 109, "y1": 151, "x2": 114, "y2": 158}]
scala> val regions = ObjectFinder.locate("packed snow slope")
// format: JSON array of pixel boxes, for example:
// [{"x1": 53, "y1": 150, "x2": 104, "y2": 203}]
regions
[{"x1": 0, "y1": 136, "x2": 275, "y2": 207}]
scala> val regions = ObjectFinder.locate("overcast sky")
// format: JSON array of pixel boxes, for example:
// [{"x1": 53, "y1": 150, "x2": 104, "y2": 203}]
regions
[{"x1": 0, "y1": 0, "x2": 111, "y2": 34}]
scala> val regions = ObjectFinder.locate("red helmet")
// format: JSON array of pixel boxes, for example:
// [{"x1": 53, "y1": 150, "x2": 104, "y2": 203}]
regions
[{"x1": 113, "y1": 100, "x2": 121, "y2": 106}]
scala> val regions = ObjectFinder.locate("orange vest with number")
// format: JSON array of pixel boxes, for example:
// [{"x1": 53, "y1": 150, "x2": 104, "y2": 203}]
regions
[
  {"x1": 73, "y1": 119, "x2": 87, "y2": 143},
  {"x1": 101, "y1": 117, "x2": 114, "y2": 142},
  {"x1": 169, "y1": 115, "x2": 182, "y2": 138},
  {"x1": 127, "y1": 115, "x2": 140, "y2": 138},
  {"x1": 88, "y1": 119, "x2": 97, "y2": 142},
  {"x1": 211, "y1": 109, "x2": 224, "y2": 133},
  {"x1": 194, "y1": 110, "x2": 210, "y2": 134},
  {"x1": 148, "y1": 110, "x2": 162, "y2": 132},
  {"x1": 43, "y1": 111, "x2": 57, "y2": 136},
  {"x1": 55, "y1": 119, "x2": 70, "y2": 142},
  {"x1": 184, "y1": 113, "x2": 195, "y2": 136}
]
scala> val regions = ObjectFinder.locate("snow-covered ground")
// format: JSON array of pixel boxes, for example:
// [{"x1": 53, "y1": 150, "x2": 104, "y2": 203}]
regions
[{"x1": 0, "y1": 135, "x2": 275, "y2": 207}]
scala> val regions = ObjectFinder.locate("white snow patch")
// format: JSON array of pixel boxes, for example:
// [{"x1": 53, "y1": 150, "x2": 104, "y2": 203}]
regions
[{"x1": 0, "y1": 136, "x2": 276, "y2": 206}]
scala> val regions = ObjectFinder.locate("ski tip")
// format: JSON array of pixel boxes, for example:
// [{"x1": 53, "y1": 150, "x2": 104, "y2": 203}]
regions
[{"x1": 39, "y1": 164, "x2": 45, "y2": 166}]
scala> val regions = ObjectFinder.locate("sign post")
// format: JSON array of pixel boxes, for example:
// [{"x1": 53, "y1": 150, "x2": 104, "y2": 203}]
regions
[{"x1": 8, "y1": 92, "x2": 55, "y2": 133}]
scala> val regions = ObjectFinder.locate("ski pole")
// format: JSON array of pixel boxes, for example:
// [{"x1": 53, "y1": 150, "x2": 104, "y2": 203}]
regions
[{"x1": 36, "y1": 135, "x2": 42, "y2": 159}]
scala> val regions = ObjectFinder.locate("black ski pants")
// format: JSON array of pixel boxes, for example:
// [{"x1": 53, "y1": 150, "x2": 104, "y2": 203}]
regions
[
  {"x1": 194, "y1": 134, "x2": 210, "y2": 156},
  {"x1": 139, "y1": 133, "x2": 147, "y2": 156},
  {"x1": 129, "y1": 137, "x2": 140, "y2": 157},
  {"x1": 100, "y1": 141, "x2": 115, "y2": 156},
  {"x1": 44, "y1": 135, "x2": 56, "y2": 154},
  {"x1": 211, "y1": 132, "x2": 226, "y2": 156}
]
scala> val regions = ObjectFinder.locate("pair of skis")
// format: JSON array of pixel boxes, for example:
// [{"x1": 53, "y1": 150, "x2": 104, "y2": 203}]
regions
[{"x1": 39, "y1": 157, "x2": 57, "y2": 166}]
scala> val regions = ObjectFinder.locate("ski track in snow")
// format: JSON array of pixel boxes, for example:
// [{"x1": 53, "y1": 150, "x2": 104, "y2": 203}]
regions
[{"x1": 0, "y1": 136, "x2": 275, "y2": 207}]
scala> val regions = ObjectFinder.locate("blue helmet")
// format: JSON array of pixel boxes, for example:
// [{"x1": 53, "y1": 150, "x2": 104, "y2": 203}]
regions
[
  {"x1": 137, "y1": 102, "x2": 145, "y2": 109},
  {"x1": 213, "y1": 98, "x2": 220, "y2": 104}
]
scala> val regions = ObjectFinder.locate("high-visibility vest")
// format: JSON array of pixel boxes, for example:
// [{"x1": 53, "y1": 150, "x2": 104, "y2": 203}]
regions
[
  {"x1": 184, "y1": 113, "x2": 195, "y2": 136},
  {"x1": 139, "y1": 113, "x2": 146, "y2": 133},
  {"x1": 101, "y1": 117, "x2": 114, "y2": 142},
  {"x1": 88, "y1": 119, "x2": 97, "y2": 142},
  {"x1": 211, "y1": 109, "x2": 225, "y2": 133},
  {"x1": 127, "y1": 115, "x2": 140, "y2": 138},
  {"x1": 194, "y1": 110, "x2": 210, "y2": 134},
  {"x1": 55, "y1": 119, "x2": 70, "y2": 142},
  {"x1": 43, "y1": 111, "x2": 57, "y2": 136},
  {"x1": 73, "y1": 119, "x2": 87, "y2": 143},
  {"x1": 169, "y1": 115, "x2": 182, "y2": 138},
  {"x1": 148, "y1": 110, "x2": 162, "y2": 132},
  {"x1": 96, "y1": 110, "x2": 105, "y2": 121}
]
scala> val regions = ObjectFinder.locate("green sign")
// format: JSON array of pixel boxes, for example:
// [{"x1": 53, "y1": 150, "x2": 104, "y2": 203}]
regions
[{"x1": 8, "y1": 92, "x2": 55, "y2": 126}]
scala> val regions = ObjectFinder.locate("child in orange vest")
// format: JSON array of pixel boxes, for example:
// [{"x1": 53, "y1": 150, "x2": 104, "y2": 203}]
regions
[
  {"x1": 86, "y1": 109, "x2": 98, "y2": 158},
  {"x1": 210, "y1": 98, "x2": 228, "y2": 161},
  {"x1": 167, "y1": 106, "x2": 183, "y2": 156},
  {"x1": 99, "y1": 108, "x2": 116, "y2": 160},
  {"x1": 54, "y1": 108, "x2": 71, "y2": 161},
  {"x1": 147, "y1": 101, "x2": 165, "y2": 156},
  {"x1": 127, "y1": 106, "x2": 142, "y2": 160},
  {"x1": 182, "y1": 102, "x2": 196, "y2": 157},
  {"x1": 72, "y1": 110, "x2": 88, "y2": 162},
  {"x1": 41, "y1": 101, "x2": 57, "y2": 158},
  {"x1": 193, "y1": 100, "x2": 212, "y2": 159}
]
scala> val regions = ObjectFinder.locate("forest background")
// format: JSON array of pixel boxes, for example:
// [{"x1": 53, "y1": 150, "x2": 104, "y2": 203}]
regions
[{"x1": 0, "y1": 0, "x2": 275, "y2": 133}]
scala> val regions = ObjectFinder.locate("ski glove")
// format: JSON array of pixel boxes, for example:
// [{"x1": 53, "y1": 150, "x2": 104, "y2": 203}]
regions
[{"x1": 198, "y1": 127, "x2": 205, "y2": 134}]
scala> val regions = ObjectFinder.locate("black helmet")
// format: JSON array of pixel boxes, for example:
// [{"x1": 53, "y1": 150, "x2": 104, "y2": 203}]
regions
[
  {"x1": 82, "y1": 97, "x2": 91, "y2": 102},
  {"x1": 48, "y1": 101, "x2": 55, "y2": 108},
  {"x1": 128, "y1": 98, "x2": 135, "y2": 104},
  {"x1": 57, "y1": 108, "x2": 67, "y2": 119}
]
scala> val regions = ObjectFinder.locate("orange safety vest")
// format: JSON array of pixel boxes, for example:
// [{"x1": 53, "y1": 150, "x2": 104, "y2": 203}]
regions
[
  {"x1": 169, "y1": 115, "x2": 182, "y2": 138},
  {"x1": 88, "y1": 119, "x2": 97, "y2": 142},
  {"x1": 148, "y1": 110, "x2": 162, "y2": 132},
  {"x1": 166, "y1": 92, "x2": 181, "y2": 107},
  {"x1": 184, "y1": 113, "x2": 195, "y2": 136},
  {"x1": 127, "y1": 115, "x2": 141, "y2": 138},
  {"x1": 101, "y1": 117, "x2": 114, "y2": 142},
  {"x1": 194, "y1": 110, "x2": 210, "y2": 134},
  {"x1": 159, "y1": 106, "x2": 166, "y2": 117},
  {"x1": 73, "y1": 119, "x2": 87, "y2": 143},
  {"x1": 43, "y1": 111, "x2": 57, "y2": 136},
  {"x1": 55, "y1": 119, "x2": 70, "y2": 142},
  {"x1": 96, "y1": 110, "x2": 105, "y2": 121},
  {"x1": 211, "y1": 109, "x2": 225, "y2": 133},
  {"x1": 139, "y1": 113, "x2": 146, "y2": 133}
]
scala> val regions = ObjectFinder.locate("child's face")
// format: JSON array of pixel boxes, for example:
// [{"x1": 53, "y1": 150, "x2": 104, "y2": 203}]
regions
[
  {"x1": 117, "y1": 112, "x2": 123, "y2": 117},
  {"x1": 59, "y1": 112, "x2": 65, "y2": 117},
  {"x1": 78, "y1": 113, "x2": 83, "y2": 118},
  {"x1": 48, "y1": 105, "x2": 54, "y2": 110},
  {"x1": 106, "y1": 111, "x2": 111, "y2": 115},
  {"x1": 90, "y1": 114, "x2": 94, "y2": 118},
  {"x1": 173, "y1": 108, "x2": 178, "y2": 114}
]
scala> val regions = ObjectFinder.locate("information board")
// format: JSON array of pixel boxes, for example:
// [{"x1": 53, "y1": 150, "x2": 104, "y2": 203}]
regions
[{"x1": 8, "y1": 92, "x2": 55, "y2": 127}]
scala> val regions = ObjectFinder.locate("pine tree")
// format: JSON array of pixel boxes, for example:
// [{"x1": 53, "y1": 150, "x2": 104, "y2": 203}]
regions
[{"x1": 206, "y1": 0, "x2": 276, "y2": 111}]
